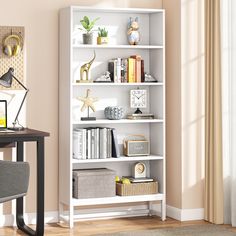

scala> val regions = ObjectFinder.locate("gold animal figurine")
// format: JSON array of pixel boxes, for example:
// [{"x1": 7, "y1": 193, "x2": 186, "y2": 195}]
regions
[{"x1": 79, "y1": 51, "x2": 96, "y2": 83}]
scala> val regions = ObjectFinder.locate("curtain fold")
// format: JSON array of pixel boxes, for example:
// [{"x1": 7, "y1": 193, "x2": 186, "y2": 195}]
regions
[
  {"x1": 204, "y1": 0, "x2": 224, "y2": 224},
  {"x1": 222, "y1": 0, "x2": 236, "y2": 227}
]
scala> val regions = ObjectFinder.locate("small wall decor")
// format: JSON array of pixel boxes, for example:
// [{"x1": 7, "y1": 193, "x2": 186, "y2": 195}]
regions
[
  {"x1": 127, "y1": 17, "x2": 140, "y2": 45},
  {"x1": 79, "y1": 16, "x2": 99, "y2": 44},
  {"x1": 104, "y1": 106, "x2": 124, "y2": 120},
  {"x1": 0, "y1": 26, "x2": 25, "y2": 90},
  {"x1": 78, "y1": 51, "x2": 96, "y2": 83},
  {"x1": 77, "y1": 89, "x2": 98, "y2": 121}
]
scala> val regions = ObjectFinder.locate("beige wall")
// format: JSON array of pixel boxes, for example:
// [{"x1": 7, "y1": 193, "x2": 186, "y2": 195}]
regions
[
  {"x1": 0, "y1": 0, "x2": 205, "y2": 217},
  {"x1": 181, "y1": 0, "x2": 205, "y2": 209},
  {"x1": 163, "y1": 0, "x2": 183, "y2": 209}
]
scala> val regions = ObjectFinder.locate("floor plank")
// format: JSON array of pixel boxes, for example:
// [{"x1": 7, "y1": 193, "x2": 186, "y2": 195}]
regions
[{"x1": 0, "y1": 216, "x2": 235, "y2": 236}]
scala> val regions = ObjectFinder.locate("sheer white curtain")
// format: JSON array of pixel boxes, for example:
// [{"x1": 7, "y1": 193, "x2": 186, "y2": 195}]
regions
[{"x1": 221, "y1": 0, "x2": 236, "y2": 226}]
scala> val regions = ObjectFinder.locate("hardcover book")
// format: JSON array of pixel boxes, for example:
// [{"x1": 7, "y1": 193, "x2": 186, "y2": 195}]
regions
[{"x1": 128, "y1": 58, "x2": 136, "y2": 83}]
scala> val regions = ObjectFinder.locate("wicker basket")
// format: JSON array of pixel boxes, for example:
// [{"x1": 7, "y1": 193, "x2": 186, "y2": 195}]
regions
[{"x1": 116, "y1": 181, "x2": 158, "y2": 196}]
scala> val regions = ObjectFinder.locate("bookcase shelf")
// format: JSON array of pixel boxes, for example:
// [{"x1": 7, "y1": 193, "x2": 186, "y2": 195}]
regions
[
  {"x1": 73, "y1": 44, "x2": 164, "y2": 49},
  {"x1": 72, "y1": 155, "x2": 164, "y2": 164},
  {"x1": 72, "y1": 193, "x2": 164, "y2": 206},
  {"x1": 72, "y1": 82, "x2": 164, "y2": 86},
  {"x1": 73, "y1": 119, "x2": 163, "y2": 125},
  {"x1": 59, "y1": 6, "x2": 166, "y2": 228}
]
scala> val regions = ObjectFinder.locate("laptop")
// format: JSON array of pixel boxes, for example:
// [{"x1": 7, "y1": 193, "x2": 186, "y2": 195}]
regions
[{"x1": 0, "y1": 100, "x2": 14, "y2": 132}]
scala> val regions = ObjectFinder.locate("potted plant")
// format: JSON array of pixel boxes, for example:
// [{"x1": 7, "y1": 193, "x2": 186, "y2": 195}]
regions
[
  {"x1": 97, "y1": 27, "x2": 109, "y2": 45},
  {"x1": 79, "y1": 16, "x2": 99, "y2": 44}
]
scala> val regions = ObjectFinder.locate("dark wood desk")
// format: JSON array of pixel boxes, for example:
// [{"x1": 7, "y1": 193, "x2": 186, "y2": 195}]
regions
[{"x1": 0, "y1": 128, "x2": 49, "y2": 236}]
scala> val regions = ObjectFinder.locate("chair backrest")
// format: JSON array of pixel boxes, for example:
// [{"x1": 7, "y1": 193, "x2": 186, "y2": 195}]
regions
[{"x1": 0, "y1": 160, "x2": 30, "y2": 203}]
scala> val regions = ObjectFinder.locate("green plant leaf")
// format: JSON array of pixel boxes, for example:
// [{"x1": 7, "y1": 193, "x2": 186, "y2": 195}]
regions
[
  {"x1": 84, "y1": 16, "x2": 90, "y2": 25},
  {"x1": 90, "y1": 17, "x2": 100, "y2": 26},
  {"x1": 80, "y1": 21, "x2": 88, "y2": 30},
  {"x1": 88, "y1": 22, "x2": 95, "y2": 31}
]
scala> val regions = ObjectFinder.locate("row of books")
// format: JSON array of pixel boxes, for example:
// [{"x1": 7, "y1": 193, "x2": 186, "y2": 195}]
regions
[
  {"x1": 108, "y1": 55, "x2": 144, "y2": 83},
  {"x1": 73, "y1": 127, "x2": 120, "y2": 160}
]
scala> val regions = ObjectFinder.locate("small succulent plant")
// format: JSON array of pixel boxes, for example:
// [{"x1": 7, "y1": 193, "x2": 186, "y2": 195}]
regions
[{"x1": 98, "y1": 27, "x2": 108, "y2": 37}]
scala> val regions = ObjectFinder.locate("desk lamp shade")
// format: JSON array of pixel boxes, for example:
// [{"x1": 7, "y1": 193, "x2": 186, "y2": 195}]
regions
[
  {"x1": 0, "y1": 67, "x2": 28, "y2": 130},
  {"x1": 0, "y1": 68, "x2": 13, "y2": 88}
]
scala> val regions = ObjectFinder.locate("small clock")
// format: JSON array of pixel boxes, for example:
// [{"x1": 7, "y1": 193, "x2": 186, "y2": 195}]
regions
[
  {"x1": 132, "y1": 162, "x2": 146, "y2": 178},
  {"x1": 130, "y1": 89, "x2": 147, "y2": 114}
]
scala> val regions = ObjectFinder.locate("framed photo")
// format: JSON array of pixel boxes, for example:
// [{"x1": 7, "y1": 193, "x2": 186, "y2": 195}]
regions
[{"x1": 0, "y1": 100, "x2": 7, "y2": 128}]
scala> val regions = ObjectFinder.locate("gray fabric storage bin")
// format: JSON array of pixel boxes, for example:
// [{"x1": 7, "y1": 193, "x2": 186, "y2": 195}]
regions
[{"x1": 73, "y1": 168, "x2": 116, "y2": 199}]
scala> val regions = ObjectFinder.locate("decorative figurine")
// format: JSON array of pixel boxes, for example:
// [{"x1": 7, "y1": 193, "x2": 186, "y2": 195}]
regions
[
  {"x1": 127, "y1": 17, "x2": 140, "y2": 45},
  {"x1": 78, "y1": 51, "x2": 96, "y2": 83},
  {"x1": 77, "y1": 89, "x2": 98, "y2": 120},
  {"x1": 94, "y1": 71, "x2": 112, "y2": 83}
]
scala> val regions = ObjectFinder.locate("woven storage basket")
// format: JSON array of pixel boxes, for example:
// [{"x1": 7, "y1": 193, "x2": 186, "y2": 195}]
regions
[{"x1": 116, "y1": 181, "x2": 158, "y2": 196}]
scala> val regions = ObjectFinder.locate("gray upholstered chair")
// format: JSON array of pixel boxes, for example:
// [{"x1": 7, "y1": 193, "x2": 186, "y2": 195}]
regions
[{"x1": 0, "y1": 160, "x2": 30, "y2": 203}]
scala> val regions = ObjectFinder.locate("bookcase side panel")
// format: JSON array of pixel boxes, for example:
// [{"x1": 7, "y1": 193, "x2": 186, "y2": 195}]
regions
[{"x1": 59, "y1": 7, "x2": 73, "y2": 205}]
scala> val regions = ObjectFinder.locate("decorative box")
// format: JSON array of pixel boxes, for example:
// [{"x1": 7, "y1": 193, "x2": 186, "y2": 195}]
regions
[
  {"x1": 73, "y1": 168, "x2": 116, "y2": 199},
  {"x1": 116, "y1": 181, "x2": 158, "y2": 196}
]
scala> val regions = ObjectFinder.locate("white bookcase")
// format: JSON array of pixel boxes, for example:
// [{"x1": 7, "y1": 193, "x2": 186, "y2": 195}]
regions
[{"x1": 59, "y1": 6, "x2": 165, "y2": 228}]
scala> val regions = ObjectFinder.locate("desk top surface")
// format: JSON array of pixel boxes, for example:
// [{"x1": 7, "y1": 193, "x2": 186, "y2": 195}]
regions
[{"x1": 0, "y1": 128, "x2": 50, "y2": 138}]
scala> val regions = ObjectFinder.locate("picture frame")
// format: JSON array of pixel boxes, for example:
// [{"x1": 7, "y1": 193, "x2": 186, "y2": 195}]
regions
[{"x1": 0, "y1": 100, "x2": 7, "y2": 128}]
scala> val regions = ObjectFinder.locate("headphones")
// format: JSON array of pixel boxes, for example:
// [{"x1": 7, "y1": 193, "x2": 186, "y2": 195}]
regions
[{"x1": 3, "y1": 33, "x2": 23, "y2": 57}]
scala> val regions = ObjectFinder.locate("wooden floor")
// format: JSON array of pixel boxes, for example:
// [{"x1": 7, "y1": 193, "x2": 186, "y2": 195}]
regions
[{"x1": 0, "y1": 216, "x2": 235, "y2": 236}]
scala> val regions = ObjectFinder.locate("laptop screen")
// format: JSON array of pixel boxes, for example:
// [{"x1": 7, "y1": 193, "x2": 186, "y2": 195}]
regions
[{"x1": 0, "y1": 100, "x2": 7, "y2": 129}]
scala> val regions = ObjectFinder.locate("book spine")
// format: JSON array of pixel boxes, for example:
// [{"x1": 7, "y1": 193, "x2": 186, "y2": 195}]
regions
[
  {"x1": 128, "y1": 58, "x2": 135, "y2": 83},
  {"x1": 141, "y1": 59, "x2": 145, "y2": 82},
  {"x1": 82, "y1": 129, "x2": 87, "y2": 160},
  {"x1": 111, "y1": 128, "x2": 120, "y2": 158},
  {"x1": 99, "y1": 128, "x2": 107, "y2": 159},
  {"x1": 117, "y1": 58, "x2": 121, "y2": 83},
  {"x1": 121, "y1": 58, "x2": 128, "y2": 83},
  {"x1": 130, "y1": 55, "x2": 142, "y2": 83},
  {"x1": 73, "y1": 131, "x2": 83, "y2": 159},
  {"x1": 87, "y1": 129, "x2": 91, "y2": 159},
  {"x1": 95, "y1": 128, "x2": 100, "y2": 159},
  {"x1": 113, "y1": 59, "x2": 118, "y2": 83},
  {"x1": 91, "y1": 129, "x2": 95, "y2": 159},
  {"x1": 108, "y1": 61, "x2": 114, "y2": 82},
  {"x1": 136, "y1": 58, "x2": 141, "y2": 83},
  {"x1": 107, "y1": 128, "x2": 112, "y2": 158}
]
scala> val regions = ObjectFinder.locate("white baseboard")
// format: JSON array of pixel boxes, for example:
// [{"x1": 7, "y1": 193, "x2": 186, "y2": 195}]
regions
[
  {"x1": 0, "y1": 211, "x2": 58, "y2": 227},
  {"x1": 166, "y1": 205, "x2": 204, "y2": 221},
  {"x1": 0, "y1": 205, "x2": 204, "y2": 227}
]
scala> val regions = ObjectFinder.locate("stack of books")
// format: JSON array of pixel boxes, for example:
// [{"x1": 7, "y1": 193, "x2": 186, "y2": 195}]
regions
[
  {"x1": 73, "y1": 127, "x2": 119, "y2": 160},
  {"x1": 127, "y1": 114, "x2": 155, "y2": 120},
  {"x1": 108, "y1": 55, "x2": 144, "y2": 83}
]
